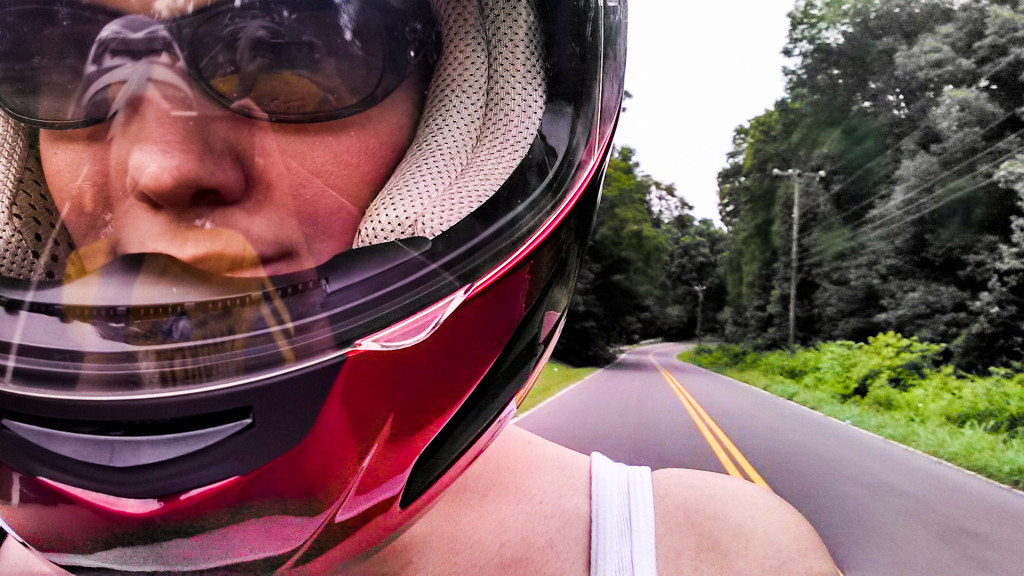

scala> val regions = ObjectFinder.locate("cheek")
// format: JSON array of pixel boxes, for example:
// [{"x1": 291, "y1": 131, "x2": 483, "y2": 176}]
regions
[
  {"x1": 315, "y1": 79, "x2": 424, "y2": 208},
  {"x1": 317, "y1": 132, "x2": 415, "y2": 206},
  {"x1": 280, "y1": 97, "x2": 422, "y2": 257},
  {"x1": 285, "y1": 135, "x2": 411, "y2": 260},
  {"x1": 38, "y1": 130, "x2": 113, "y2": 245}
]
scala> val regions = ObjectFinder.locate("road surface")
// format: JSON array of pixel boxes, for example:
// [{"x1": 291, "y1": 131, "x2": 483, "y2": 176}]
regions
[{"x1": 517, "y1": 343, "x2": 1024, "y2": 575}]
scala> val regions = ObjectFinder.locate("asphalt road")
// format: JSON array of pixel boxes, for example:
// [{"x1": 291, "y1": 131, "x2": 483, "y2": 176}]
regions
[{"x1": 517, "y1": 343, "x2": 1024, "y2": 575}]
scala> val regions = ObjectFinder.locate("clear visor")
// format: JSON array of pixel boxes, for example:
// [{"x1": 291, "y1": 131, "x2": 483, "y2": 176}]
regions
[{"x1": 0, "y1": 0, "x2": 613, "y2": 398}]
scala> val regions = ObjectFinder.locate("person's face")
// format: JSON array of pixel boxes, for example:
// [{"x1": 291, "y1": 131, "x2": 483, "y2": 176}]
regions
[{"x1": 39, "y1": 0, "x2": 425, "y2": 277}]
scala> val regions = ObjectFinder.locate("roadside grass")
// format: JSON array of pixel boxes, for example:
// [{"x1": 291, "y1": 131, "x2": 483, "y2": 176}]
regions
[
  {"x1": 518, "y1": 360, "x2": 596, "y2": 414},
  {"x1": 681, "y1": 338, "x2": 1024, "y2": 490}
]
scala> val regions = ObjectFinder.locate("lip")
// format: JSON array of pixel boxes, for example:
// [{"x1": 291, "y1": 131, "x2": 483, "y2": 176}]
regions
[
  {"x1": 242, "y1": 253, "x2": 294, "y2": 278},
  {"x1": 176, "y1": 247, "x2": 289, "y2": 278},
  {"x1": 107, "y1": 226, "x2": 295, "y2": 278}
]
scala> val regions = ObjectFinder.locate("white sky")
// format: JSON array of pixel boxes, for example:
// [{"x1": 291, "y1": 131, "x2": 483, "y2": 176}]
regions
[{"x1": 612, "y1": 1, "x2": 798, "y2": 225}]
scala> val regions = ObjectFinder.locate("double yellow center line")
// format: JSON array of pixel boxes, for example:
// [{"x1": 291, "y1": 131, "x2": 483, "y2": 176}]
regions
[{"x1": 649, "y1": 353, "x2": 772, "y2": 491}]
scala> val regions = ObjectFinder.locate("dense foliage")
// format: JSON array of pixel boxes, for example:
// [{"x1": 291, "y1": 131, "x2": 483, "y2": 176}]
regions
[
  {"x1": 555, "y1": 148, "x2": 726, "y2": 365},
  {"x1": 560, "y1": 0, "x2": 1024, "y2": 370},
  {"x1": 683, "y1": 334, "x2": 1024, "y2": 487},
  {"x1": 720, "y1": 0, "x2": 1024, "y2": 371}
]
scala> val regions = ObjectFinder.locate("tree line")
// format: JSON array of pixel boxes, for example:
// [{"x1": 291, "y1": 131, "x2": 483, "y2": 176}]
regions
[
  {"x1": 558, "y1": 0, "x2": 1024, "y2": 371},
  {"x1": 554, "y1": 147, "x2": 726, "y2": 366},
  {"x1": 720, "y1": 0, "x2": 1024, "y2": 372}
]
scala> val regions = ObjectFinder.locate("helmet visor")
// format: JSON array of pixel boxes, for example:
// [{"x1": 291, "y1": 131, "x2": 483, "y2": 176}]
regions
[{"x1": 0, "y1": 0, "x2": 614, "y2": 399}]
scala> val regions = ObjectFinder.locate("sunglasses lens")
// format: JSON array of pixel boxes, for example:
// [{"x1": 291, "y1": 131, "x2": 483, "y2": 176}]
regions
[
  {"x1": 193, "y1": 3, "x2": 392, "y2": 120},
  {"x1": 0, "y1": 1, "x2": 416, "y2": 127},
  {"x1": 0, "y1": 5, "x2": 112, "y2": 125}
]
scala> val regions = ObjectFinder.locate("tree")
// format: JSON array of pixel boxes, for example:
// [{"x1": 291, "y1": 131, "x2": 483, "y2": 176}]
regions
[
  {"x1": 556, "y1": 147, "x2": 672, "y2": 365},
  {"x1": 556, "y1": 148, "x2": 726, "y2": 365},
  {"x1": 953, "y1": 155, "x2": 1024, "y2": 370},
  {"x1": 717, "y1": 0, "x2": 1024, "y2": 371},
  {"x1": 659, "y1": 217, "x2": 727, "y2": 340}
]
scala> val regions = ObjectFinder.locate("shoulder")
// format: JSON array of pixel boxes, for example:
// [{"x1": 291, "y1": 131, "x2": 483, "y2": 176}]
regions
[
  {"x1": 371, "y1": 426, "x2": 592, "y2": 575},
  {"x1": 652, "y1": 468, "x2": 838, "y2": 576},
  {"x1": 0, "y1": 536, "x2": 69, "y2": 575}
]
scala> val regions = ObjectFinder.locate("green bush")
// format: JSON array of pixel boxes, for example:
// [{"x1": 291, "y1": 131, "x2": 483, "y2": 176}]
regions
[
  {"x1": 853, "y1": 332, "x2": 944, "y2": 393},
  {"x1": 799, "y1": 340, "x2": 864, "y2": 397},
  {"x1": 680, "y1": 333, "x2": 1024, "y2": 487},
  {"x1": 690, "y1": 333, "x2": 945, "y2": 399},
  {"x1": 751, "y1": 348, "x2": 813, "y2": 382},
  {"x1": 925, "y1": 369, "x2": 1024, "y2": 436},
  {"x1": 682, "y1": 343, "x2": 758, "y2": 371}
]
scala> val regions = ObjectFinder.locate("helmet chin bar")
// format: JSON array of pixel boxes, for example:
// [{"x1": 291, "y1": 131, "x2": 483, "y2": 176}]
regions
[
  {"x1": 401, "y1": 202, "x2": 585, "y2": 507},
  {"x1": 0, "y1": 359, "x2": 342, "y2": 498}
]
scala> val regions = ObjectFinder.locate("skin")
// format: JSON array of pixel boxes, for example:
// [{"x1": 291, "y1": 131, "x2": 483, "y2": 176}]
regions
[
  {"x1": 0, "y1": 537, "x2": 68, "y2": 575},
  {"x1": 40, "y1": 0, "x2": 423, "y2": 277},
  {"x1": 358, "y1": 425, "x2": 839, "y2": 576}
]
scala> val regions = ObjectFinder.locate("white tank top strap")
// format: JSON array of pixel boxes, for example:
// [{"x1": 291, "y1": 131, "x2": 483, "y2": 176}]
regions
[{"x1": 590, "y1": 452, "x2": 658, "y2": 576}]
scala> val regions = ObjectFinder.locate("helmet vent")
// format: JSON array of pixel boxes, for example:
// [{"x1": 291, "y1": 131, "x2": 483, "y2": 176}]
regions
[{"x1": 1, "y1": 408, "x2": 252, "y2": 468}]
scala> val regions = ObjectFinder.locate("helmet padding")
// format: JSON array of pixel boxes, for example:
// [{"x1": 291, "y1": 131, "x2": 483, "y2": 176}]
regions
[
  {"x1": 0, "y1": 115, "x2": 75, "y2": 280},
  {"x1": 354, "y1": 0, "x2": 546, "y2": 246}
]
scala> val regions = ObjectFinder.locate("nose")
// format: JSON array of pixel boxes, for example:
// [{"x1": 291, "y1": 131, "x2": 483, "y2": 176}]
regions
[
  {"x1": 83, "y1": 15, "x2": 249, "y2": 211},
  {"x1": 113, "y1": 85, "x2": 250, "y2": 211}
]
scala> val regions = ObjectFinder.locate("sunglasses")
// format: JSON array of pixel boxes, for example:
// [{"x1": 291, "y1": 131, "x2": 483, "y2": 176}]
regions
[{"x1": 0, "y1": 0, "x2": 438, "y2": 129}]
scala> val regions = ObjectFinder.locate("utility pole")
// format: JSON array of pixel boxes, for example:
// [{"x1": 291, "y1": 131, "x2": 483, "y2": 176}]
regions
[
  {"x1": 771, "y1": 168, "x2": 825, "y2": 350},
  {"x1": 693, "y1": 284, "x2": 706, "y2": 343}
]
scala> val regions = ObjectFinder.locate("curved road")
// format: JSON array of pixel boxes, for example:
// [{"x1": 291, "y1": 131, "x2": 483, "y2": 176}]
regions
[{"x1": 517, "y1": 343, "x2": 1024, "y2": 575}]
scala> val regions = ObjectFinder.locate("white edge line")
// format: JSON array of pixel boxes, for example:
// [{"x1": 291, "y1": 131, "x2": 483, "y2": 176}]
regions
[
  {"x1": 513, "y1": 352, "x2": 639, "y2": 421},
  {"x1": 513, "y1": 368, "x2": 599, "y2": 422},
  {"x1": 516, "y1": 343, "x2": 686, "y2": 421}
]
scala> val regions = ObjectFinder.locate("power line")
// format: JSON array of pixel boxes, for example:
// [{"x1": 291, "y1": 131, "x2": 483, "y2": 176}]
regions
[
  {"x1": 802, "y1": 173, "x2": 1001, "y2": 274},
  {"x1": 804, "y1": 109, "x2": 1024, "y2": 245},
  {"x1": 779, "y1": 42, "x2": 1024, "y2": 235},
  {"x1": 799, "y1": 139, "x2": 1024, "y2": 268}
]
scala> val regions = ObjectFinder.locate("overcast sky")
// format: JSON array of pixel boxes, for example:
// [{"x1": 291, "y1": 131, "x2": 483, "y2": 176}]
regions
[{"x1": 612, "y1": 1, "x2": 798, "y2": 225}]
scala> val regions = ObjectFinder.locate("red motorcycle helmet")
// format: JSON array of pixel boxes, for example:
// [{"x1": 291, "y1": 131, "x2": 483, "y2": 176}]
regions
[{"x1": 0, "y1": 0, "x2": 626, "y2": 573}]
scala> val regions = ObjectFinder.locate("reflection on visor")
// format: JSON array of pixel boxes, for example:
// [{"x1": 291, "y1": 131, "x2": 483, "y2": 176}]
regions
[
  {"x1": 198, "y1": 4, "x2": 386, "y2": 117},
  {"x1": 70, "y1": 13, "x2": 355, "y2": 121},
  {"x1": 74, "y1": 15, "x2": 196, "y2": 122},
  {"x1": 0, "y1": 238, "x2": 434, "y2": 397},
  {"x1": 209, "y1": 72, "x2": 333, "y2": 116}
]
